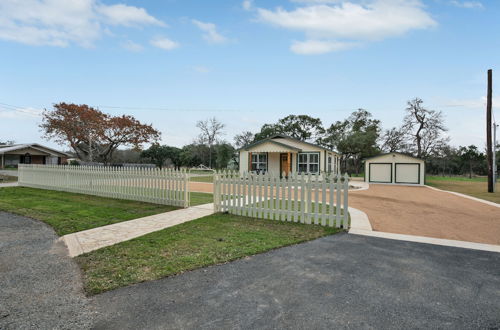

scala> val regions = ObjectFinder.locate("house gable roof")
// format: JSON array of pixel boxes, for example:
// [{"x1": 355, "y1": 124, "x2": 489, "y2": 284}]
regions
[
  {"x1": 0, "y1": 143, "x2": 70, "y2": 157},
  {"x1": 240, "y1": 138, "x2": 302, "y2": 152},
  {"x1": 239, "y1": 134, "x2": 338, "y2": 154}
]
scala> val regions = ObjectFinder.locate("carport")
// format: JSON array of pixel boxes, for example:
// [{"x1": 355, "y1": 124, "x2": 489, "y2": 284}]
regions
[{"x1": 364, "y1": 152, "x2": 425, "y2": 185}]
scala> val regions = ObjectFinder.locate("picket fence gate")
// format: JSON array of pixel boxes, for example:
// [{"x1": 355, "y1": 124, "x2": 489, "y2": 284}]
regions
[
  {"x1": 214, "y1": 171, "x2": 350, "y2": 228},
  {"x1": 18, "y1": 164, "x2": 190, "y2": 207}
]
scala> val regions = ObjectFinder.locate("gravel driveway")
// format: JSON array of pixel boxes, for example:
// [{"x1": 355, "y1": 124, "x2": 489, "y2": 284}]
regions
[
  {"x1": 349, "y1": 185, "x2": 500, "y2": 245},
  {"x1": 0, "y1": 212, "x2": 96, "y2": 329}
]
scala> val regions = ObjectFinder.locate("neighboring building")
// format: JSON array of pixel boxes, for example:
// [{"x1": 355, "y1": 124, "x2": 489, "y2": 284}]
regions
[
  {"x1": 364, "y1": 152, "x2": 425, "y2": 185},
  {"x1": 238, "y1": 134, "x2": 340, "y2": 175},
  {"x1": 0, "y1": 143, "x2": 70, "y2": 168}
]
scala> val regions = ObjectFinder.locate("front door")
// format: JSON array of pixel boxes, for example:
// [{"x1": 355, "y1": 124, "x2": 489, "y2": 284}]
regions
[{"x1": 280, "y1": 153, "x2": 290, "y2": 177}]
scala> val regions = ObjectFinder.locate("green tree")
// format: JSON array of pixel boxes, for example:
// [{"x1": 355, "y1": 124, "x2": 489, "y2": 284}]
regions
[
  {"x1": 233, "y1": 131, "x2": 254, "y2": 148},
  {"x1": 380, "y1": 127, "x2": 409, "y2": 153},
  {"x1": 214, "y1": 143, "x2": 235, "y2": 169},
  {"x1": 254, "y1": 115, "x2": 325, "y2": 142},
  {"x1": 141, "y1": 144, "x2": 170, "y2": 169},
  {"x1": 321, "y1": 109, "x2": 381, "y2": 174},
  {"x1": 458, "y1": 145, "x2": 484, "y2": 178}
]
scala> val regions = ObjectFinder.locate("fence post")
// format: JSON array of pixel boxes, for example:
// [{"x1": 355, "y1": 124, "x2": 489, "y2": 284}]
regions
[
  {"x1": 184, "y1": 169, "x2": 189, "y2": 208},
  {"x1": 343, "y1": 173, "x2": 349, "y2": 229},
  {"x1": 213, "y1": 171, "x2": 220, "y2": 212}
]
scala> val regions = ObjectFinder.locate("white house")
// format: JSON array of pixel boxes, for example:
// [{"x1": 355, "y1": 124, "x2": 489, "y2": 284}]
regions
[
  {"x1": 238, "y1": 134, "x2": 340, "y2": 176},
  {"x1": 364, "y1": 152, "x2": 425, "y2": 185},
  {"x1": 0, "y1": 143, "x2": 70, "y2": 169}
]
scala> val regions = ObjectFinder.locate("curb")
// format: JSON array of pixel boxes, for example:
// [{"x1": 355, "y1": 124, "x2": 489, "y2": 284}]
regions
[{"x1": 425, "y1": 185, "x2": 499, "y2": 208}]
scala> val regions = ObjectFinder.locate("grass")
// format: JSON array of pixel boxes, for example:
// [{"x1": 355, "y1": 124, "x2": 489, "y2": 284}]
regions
[
  {"x1": 0, "y1": 187, "x2": 214, "y2": 235},
  {"x1": 0, "y1": 174, "x2": 17, "y2": 183},
  {"x1": 426, "y1": 176, "x2": 499, "y2": 204},
  {"x1": 426, "y1": 175, "x2": 487, "y2": 182},
  {"x1": 189, "y1": 169, "x2": 215, "y2": 175},
  {"x1": 76, "y1": 212, "x2": 341, "y2": 295},
  {"x1": 189, "y1": 175, "x2": 214, "y2": 183},
  {"x1": 190, "y1": 191, "x2": 213, "y2": 205}
]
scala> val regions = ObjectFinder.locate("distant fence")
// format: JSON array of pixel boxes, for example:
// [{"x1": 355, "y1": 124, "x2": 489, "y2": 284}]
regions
[
  {"x1": 214, "y1": 171, "x2": 349, "y2": 228},
  {"x1": 18, "y1": 165, "x2": 189, "y2": 207}
]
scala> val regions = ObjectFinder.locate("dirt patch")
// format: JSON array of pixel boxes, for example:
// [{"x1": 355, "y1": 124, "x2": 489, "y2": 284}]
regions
[
  {"x1": 349, "y1": 185, "x2": 500, "y2": 245},
  {"x1": 189, "y1": 182, "x2": 214, "y2": 193}
]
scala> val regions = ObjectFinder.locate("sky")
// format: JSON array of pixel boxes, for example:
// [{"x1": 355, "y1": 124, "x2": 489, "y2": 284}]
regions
[{"x1": 0, "y1": 0, "x2": 499, "y2": 151}]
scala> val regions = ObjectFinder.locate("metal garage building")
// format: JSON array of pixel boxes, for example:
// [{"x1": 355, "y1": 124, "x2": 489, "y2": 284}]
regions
[{"x1": 364, "y1": 152, "x2": 425, "y2": 186}]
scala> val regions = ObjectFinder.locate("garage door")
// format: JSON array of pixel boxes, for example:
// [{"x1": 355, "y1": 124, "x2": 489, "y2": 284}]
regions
[
  {"x1": 369, "y1": 163, "x2": 392, "y2": 183},
  {"x1": 395, "y1": 163, "x2": 420, "y2": 184}
]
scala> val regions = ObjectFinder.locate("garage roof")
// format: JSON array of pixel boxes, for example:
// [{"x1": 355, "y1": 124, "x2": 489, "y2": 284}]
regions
[{"x1": 363, "y1": 152, "x2": 423, "y2": 162}]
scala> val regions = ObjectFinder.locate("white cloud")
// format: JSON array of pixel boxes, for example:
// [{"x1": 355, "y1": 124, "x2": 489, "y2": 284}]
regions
[
  {"x1": 255, "y1": 0, "x2": 436, "y2": 54},
  {"x1": 192, "y1": 19, "x2": 228, "y2": 44},
  {"x1": 192, "y1": 66, "x2": 211, "y2": 73},
  {"x1": 449, "y1": 1, "x2": 483, "y2": 9},
  {"x1": 121, "y1": 40, "x2": 144, "y2": 52},
  {"x1": 290, "y1": 39, "x2": 356, "y2": 54},
  {"x1": 242, "y1": 0, "x2": 253, "y2": 10},
  {"x1": 96, "y1": 3, "x2": 166, "y2": 27},
  {"x1": 0, "y1": 0, "x2": 165, "y2": 47},
  {"x1": 150, "y1": 36, "x2": 179, "y2": 50},
  {"x1": 290, "y1": 0, "x2": 341, "y2": 3}
]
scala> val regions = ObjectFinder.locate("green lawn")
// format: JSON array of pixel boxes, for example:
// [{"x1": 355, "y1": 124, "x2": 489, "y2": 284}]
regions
[
  {"x1": 426, "y1": 175, "x2": 487, "y2": 182},
  {"x1": 76, "y1": 212, "x2": 340, "y2": 295},
  {"x1": 426, "y1": 176, "x2": 499, "y2": 204},
  {"x1": 190, "y1": 191, "x2": 213, "y2": 205},
  {"x1": 0, "y1": 187, "x2": 213, "y2": 235},
  {"x1": 189, "y1": 175, "x2": 214, "y2": 183}
]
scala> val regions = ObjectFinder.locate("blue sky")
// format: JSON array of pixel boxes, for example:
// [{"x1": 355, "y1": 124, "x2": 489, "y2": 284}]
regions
[{"x1": 0, "y1": 0, "x2": 498, "y2": 150}]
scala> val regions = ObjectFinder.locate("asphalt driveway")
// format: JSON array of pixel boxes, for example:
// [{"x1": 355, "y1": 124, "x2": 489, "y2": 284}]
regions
[
  {"x1": 1, "y1": 212, "x2": 499, "y2": 329},
  {"x1": 93, "y1": 234, "x2": 500, "y2": 329}
]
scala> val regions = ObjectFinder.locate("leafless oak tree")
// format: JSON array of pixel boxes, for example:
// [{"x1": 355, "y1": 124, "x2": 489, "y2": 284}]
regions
[{"x1": 196, "y1": 117, "x2": 225, "y2": 168}]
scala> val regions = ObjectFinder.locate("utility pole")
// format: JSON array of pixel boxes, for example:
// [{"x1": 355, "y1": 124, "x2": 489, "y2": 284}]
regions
[
  {"x1": 494, "y1": 120, "x2": 498, "y2": 192},
  {"x1": 486, "y1": 69, "x2": 493, "y2": 193}
]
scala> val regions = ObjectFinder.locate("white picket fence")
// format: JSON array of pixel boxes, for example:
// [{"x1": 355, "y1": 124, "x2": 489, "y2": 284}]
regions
[
  {"x1": 214, "y1": 171, "x2": 350, "y2": 228},
  {"x1": 18, "y1": 164, "x2": 189, "y2": 207}
]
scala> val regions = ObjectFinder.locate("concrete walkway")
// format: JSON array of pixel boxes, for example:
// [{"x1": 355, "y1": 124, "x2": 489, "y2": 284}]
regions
[
  {"x1": 61, "y1": 203, "x2": 215, "y2": 257},
  {"x1": 0, "y1": 182, "x2": 18, "y2": 188}
]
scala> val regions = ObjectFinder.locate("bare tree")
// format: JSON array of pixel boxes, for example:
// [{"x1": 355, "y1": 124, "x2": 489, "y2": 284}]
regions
[
  {"x1": 380, "y1": 127, "x2": 408, "y2": 153},
  {"x1": 234, "y1": 131, "x2": 254, "y2": 148},
  {"x1": 196, "y1": 117, "x2": 225, "y2": 168},
  {"x1": 402, "y1": 98, "x2": 447, "y2": 158}
]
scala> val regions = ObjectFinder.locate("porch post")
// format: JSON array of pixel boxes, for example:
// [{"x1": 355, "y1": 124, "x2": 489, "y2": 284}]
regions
[
  {"x1": 248, "y1": 152, "x2": 252, "y2": 172},
  {"x1": 1, "y1": 154, "x2": 3, "y2": 169}
]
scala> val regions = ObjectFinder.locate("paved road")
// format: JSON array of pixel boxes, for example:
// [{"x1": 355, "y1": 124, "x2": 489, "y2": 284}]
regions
[
  {"x1": 1, "y1": 212, "x2": 499, "y2": 329},
  {"x1": 0, "y1": 212, "x2": 97, "y2": 329},
  {"x1": 93, "y1": 234, "x2": 500, "y2": 329}
]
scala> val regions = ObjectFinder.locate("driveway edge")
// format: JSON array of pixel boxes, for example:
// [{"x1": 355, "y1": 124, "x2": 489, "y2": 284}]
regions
[{"x1": 425, "y1": 185, "x2": 499, "y2": 208}]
